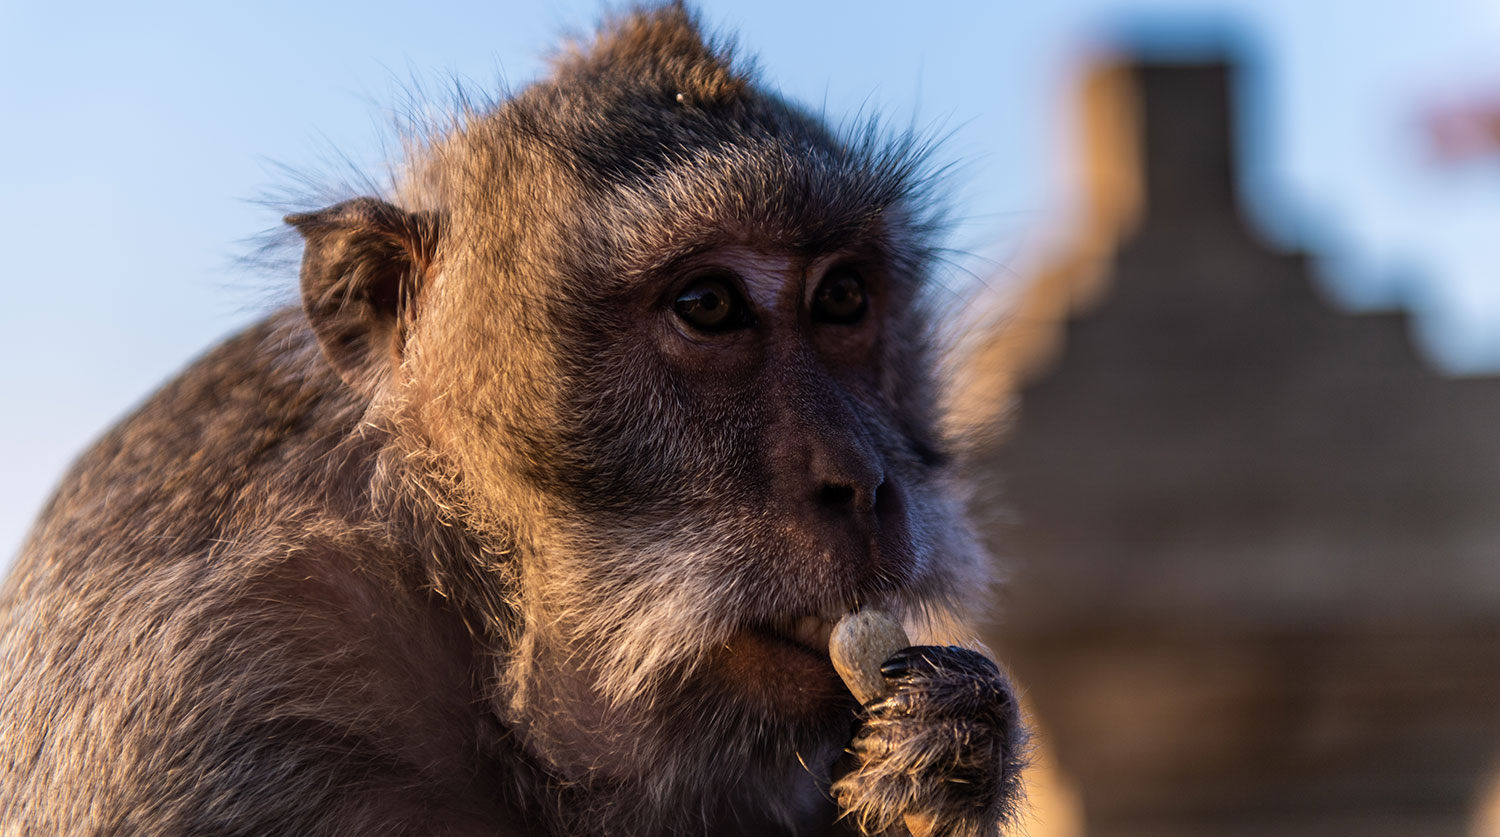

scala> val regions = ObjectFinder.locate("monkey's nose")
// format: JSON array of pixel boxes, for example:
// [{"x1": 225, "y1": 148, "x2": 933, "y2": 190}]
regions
[
  {"x1": 816, "y1": 478, "x2": 880, "y2": 517},
  {"x1": 805, "y1": 473, "x2": 914, "y2": 589}
]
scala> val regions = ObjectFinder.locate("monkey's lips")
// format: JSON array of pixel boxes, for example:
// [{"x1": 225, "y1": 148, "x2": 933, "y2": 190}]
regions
[
  {"x1": 759, "y1": 614, "x2": 836, "y2": 654},
  {"x1": 715, "y1": 615, "x2": 848, "y2": 714}
]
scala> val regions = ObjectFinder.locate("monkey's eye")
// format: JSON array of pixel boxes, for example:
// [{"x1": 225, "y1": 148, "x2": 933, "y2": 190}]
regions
[
  {"x1": 812, "y1": 267, "x2": 868, "y2": 324},
  {"x1": 673, "y1": 275, "x2": 750, "y2": 333}
]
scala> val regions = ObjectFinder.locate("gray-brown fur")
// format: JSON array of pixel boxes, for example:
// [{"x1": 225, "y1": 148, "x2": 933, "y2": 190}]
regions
[{"x1": 0, "y1": 6, "x2": 1024, "y2": 835}]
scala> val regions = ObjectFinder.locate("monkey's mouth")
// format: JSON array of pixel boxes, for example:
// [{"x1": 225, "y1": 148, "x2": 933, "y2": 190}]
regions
[
  {"x1": 714, "y1": 614, "x2": 849, "y2": 714},
  {"x1": 757, "y1": 614, "x2": 836, "y2": 655}
]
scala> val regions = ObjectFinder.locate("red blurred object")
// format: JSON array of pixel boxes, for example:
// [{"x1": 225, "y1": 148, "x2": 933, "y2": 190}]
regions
[{"x1": 1425, "y1": 95, "x2": 1500, "y2": 162}]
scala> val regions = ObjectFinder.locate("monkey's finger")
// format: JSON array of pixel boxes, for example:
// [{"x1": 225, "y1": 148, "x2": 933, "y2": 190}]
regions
[
  {"x1": 881, "y1": 645, "x2": 999, "y2": 679},
  {"x1": 863, "y1": 692, "x2": 917, "y2": 719},
  {"x1": 877, "y1": 646, "x2": 931, "y2": 678},
  {"x1": 848, "y1": 729, "x2": 896, "y2": 762}
]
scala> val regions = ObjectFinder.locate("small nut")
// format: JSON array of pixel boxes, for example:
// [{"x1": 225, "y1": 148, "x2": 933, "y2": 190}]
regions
[{"x1": 829, "y1": 609, "x2": 909, "y2": 704}]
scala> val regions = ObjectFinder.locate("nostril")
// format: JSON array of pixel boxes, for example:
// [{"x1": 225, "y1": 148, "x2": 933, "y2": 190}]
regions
[{"x1": 818, "y1": 483, "x2": 857, "y2": 509}]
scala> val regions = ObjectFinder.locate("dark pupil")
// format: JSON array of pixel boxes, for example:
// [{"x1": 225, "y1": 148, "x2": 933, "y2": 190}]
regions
[
  {"x1": 674, "y1": 278, "x2": 738, "y2": 330},
  {"x1": 697, "y1": 289, "x2": 724, "y2": 314},
  {"x1": 816, "y1": 273, "x2": 866, "y2": 322}
]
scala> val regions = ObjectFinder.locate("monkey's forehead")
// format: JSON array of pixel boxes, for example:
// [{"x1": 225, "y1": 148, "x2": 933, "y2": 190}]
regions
[
  {"x1": 419, "y1": 89, "x2": 939, "y2": 288},
  {"x1": 580, "y1": 134, "x2": 933, "y2": 271}
]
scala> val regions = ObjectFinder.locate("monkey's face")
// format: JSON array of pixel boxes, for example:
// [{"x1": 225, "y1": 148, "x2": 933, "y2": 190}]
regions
[
  {"x1": 426, "y1": 199, "x2": 986, "y2": 789},
  {"x1": 479, "y1": 188, "x2": 983, "y2": 727},
  {"x1": 584, "y1": 244, "x2": 928, "y2": 711}
]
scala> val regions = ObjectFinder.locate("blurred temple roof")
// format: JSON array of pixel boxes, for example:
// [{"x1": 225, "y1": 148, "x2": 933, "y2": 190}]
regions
[{"x1": 972, "y1": 57, "x2": 1500, "y2": 836}]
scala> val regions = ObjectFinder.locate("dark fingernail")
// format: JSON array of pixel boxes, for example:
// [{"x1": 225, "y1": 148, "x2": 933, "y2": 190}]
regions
[
  {"x1": 879, "y1": 657, "x2": 911, "y2": 677},
  {"x1": 884, "y1": 647, "x2": 922, "y2": 666}
]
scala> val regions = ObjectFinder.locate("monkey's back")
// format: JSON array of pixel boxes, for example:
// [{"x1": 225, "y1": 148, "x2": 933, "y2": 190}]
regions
[
  {"x1": 0, "y1": 313, "x2": 502, "y2": 834},
  {"x1": 9, "y1": 311, "x2": 344, "y2": 578}
]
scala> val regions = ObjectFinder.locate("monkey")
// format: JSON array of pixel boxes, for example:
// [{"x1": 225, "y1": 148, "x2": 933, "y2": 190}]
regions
[{"x1": 0, "y1": 6, "x2": 1025, "y2": 836}]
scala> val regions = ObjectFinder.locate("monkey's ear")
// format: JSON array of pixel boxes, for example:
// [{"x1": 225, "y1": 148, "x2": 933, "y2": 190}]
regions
[{"x1": 285, "y1": 198, "x2": 439, "y2": 397}]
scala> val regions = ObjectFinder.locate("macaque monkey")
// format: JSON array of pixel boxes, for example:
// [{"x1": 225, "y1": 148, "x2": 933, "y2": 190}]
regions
[{"x1": 0, "y1": 6, "x2": 1024, "y2": 835}]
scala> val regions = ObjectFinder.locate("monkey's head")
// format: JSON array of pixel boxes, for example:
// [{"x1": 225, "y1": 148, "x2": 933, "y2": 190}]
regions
[{"x1": 288, "y1": 4, "x2": 988, "y2": 810}]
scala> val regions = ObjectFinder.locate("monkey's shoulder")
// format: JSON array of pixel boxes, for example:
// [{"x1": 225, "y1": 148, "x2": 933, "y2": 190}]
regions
[
  {"x1": 12, "y1": 310, "x2": 364, "y2": 580},
  {"x1": 0, "y1": 309, "x2": 510, "y2": 829}
]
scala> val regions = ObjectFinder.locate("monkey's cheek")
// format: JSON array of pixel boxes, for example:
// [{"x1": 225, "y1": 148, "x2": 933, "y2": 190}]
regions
[{"x1": 710, "y1": 629, "x2": 851, "y2": 717}]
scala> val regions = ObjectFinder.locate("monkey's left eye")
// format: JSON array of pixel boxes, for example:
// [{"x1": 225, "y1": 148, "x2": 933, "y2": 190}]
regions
[
  {"x1": 812, "y1": 267, "x2": 868, "y2": 324},
  {"x1": 673, "y1": 275, "x2": 751, "y2": 333}
]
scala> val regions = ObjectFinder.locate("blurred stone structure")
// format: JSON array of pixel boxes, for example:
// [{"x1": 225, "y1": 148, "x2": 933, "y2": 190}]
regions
[{"x1": 972, "y1": 58, "x2": 1500, "y2": 836}]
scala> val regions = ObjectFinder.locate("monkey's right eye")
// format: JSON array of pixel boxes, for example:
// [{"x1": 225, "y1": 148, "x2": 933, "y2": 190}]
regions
[{"x1": 673, "y1": 275, "x2": 750, "y2": 333}]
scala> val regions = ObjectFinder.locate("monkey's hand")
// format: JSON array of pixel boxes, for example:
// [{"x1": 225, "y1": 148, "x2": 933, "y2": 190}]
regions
[{"x1": 831, "y1": 646, "x2": 1026, "y2": 837}]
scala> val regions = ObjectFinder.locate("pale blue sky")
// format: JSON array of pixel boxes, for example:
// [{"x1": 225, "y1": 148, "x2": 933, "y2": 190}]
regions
[{"x1": 4, "y1": 0, "x2": 1500, "y2": 564}]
